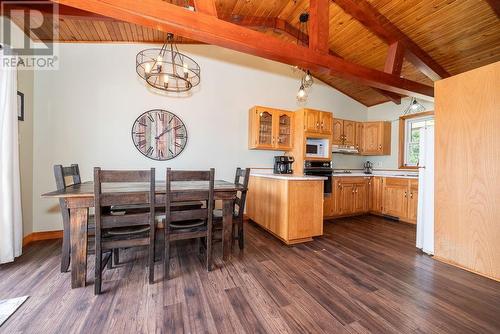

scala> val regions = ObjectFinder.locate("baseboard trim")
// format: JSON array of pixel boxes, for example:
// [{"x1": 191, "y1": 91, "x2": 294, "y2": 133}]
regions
[
  {"x1": 23, "y1": 230, "x2": 63, "y2": 247},
  {"x1": 433, "y1": 255, "x2": 500, "y2": 283}
]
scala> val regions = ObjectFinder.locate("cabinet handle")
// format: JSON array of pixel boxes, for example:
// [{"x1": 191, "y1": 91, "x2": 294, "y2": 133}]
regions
[
  {"x1": 410, "y1": 192, "x2": 413, "y2": 199},
  {"x1": 404, "y1": 191, "x2": 407, "y2": 198},
  {"x1": 272, "y1": 137, "x2": 275, "y2": 144},
  {"x1": 378, "y1": 144, "x2": 382, "y2": 150},
  {"x1": 316, "y1": 122, "x2": 320, "y2": 128}
]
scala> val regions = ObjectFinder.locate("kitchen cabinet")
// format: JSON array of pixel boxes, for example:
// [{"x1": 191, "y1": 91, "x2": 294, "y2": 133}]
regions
[
  {"x1": 369, "y1": 176, "x2": 383, "y2": 213},
  {"x1": 355, "y1": 122, "x2": 363, "y2": 153},
  {"x1": 332, "y1": 119, "x2": 344, "y2": 144},
  {"x1": 325, "y1": 177, "x2": 370, "y2": 218},
  {"x1": 248, "y1": 106, "x2": 294, "y2": 151},
  {"x1": 407, "y1": 179, "x2": 419, "y2": 223},
  {"x1": 325, "y1": 176, "x2": 418, "y2": 223},
  {"x1": 304, "y1": 109, "x2": 333, "y2": 135},
  {"x1": 332, "y1": 119, "x2": 357, "y2": 146},
  {"x1": 361, "y1": 121, "x2": 391, "y2": 155},
  {"x1": 382, "y1": 178, "x2": 408, "y2": 218},
  {"x1": 381, "y1": 177, "x2": 418, "y2": 224},
  {"x1": 246, "y1": 175, "x2": 324, "y2": 244}
]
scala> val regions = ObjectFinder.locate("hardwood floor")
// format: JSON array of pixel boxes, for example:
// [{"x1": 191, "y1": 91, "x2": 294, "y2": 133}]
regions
[{"x1": 1, "y1": 215, "x2": 499, "y2": 333}]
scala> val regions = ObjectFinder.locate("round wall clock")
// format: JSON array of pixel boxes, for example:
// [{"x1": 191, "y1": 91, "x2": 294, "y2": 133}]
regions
[{"x1": 131, "y1": 109, "x2": 188, "y2": 161}]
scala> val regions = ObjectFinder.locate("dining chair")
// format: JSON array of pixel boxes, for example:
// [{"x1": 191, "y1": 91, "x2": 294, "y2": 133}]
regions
[
  {"x1": 213, "y1": 168, "x2": 250, "y2": 250},
  {"x1": 164, "y1": 168, "x2": 215, "y2": 279},
  {"x1": 54, "y1": 164, "x2": 95, "y2": 273},
  {"x1": 93, "y1": 168, "x2": 156, "y2": 295}
]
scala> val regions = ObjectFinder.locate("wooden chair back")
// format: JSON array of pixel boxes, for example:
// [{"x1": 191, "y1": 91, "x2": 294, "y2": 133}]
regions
[
  {"x1": 54, "y1": 164, "x2": 81, "y2": 190},
  {"x1": 165, "y1": 169, "x2": 215, "y2": 228},
  {"x1": 94, "y1": 168, "x2": 155, "y2": 231},
  {"x1": 233, "y1": 168, "x2": 251, "y2": 219}
]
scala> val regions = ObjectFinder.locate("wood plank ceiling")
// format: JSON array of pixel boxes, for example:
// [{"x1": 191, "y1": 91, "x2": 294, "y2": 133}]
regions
[{"x1": 5, "y1": 0, "x2": 500, "y2": 106}]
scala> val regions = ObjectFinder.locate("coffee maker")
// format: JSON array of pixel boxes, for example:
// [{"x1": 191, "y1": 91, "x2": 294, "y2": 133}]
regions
[
  {"x1": 274, "y1": 156, "x2": 294, "y2": 174},
  {"x1": 363, "y1": 161, "x2": 373, "y2": 174}
]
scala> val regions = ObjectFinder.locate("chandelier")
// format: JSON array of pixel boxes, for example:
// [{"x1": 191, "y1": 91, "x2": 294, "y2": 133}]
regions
[
  {"x1": 402, "y1": 97, "x2": 426, "y2": 115},
  {"x1": 136, "y1": 33, "x2": 200, "y2": 92},
  {"x1": 295, "y1": 13, "x2": 313, "y2": 102}
]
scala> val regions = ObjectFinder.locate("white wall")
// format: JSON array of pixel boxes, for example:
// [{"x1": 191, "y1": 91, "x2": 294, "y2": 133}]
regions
[
  {"x1": 1, "y1": 16, "x2": 35, "y2": 237},
  {"x1": 32, "y1": 43, "x2": 367, "y2": 232},
  {"x1": 366, "y1": 98, "x2": 434, "y2": 169}
]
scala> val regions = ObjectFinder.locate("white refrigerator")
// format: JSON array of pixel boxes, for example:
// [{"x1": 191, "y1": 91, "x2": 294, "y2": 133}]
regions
[{"x1": 416, "y1": 125, "x2": 434, "y2": 255}]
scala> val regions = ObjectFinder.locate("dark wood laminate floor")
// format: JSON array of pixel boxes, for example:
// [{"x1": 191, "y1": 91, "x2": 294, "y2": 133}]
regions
[{"x1": 1, "y1": 215, "x2": 499, "y2": 333}]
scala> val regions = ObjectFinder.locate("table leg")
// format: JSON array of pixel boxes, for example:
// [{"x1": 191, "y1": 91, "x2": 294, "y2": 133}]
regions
[
  {"x1": 221, "y1": 199, "x2": 233, "y2": 261},
  {"x1": 70, "y1": 207, "x2": 88, "y2": 288}
]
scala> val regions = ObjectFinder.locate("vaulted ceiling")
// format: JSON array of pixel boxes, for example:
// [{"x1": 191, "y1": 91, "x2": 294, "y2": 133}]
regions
[{"x1": 4, "y1": 0, "x2": 500, "y2": 106}]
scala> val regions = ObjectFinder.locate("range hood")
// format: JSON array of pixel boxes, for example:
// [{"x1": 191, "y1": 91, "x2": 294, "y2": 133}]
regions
[{"x1": 332, "y1": 144, "x2": 359, "y2": 154}]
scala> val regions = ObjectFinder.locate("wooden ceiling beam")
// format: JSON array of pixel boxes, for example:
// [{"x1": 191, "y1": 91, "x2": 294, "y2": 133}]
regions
[
  {"x1": 384, "y1": 41, "x2": 404, "y2": 77},
  {"x1": 193, "y1": 0, "x2": 217, "y2": 17},
  {"x1": 331, "y1": 0, "x2": 450, "y2": 81},
  {"x1": 50, "y1": 0, "x2": 434, "y2": 99},
  {"x1": 309, "y1": 0, "x2": 330, "y2": 54}
]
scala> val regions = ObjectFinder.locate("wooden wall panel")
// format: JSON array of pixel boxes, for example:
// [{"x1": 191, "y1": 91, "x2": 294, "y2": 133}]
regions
[{"x1": 434, "y1": 61, "x2": 500, "y2": 281}]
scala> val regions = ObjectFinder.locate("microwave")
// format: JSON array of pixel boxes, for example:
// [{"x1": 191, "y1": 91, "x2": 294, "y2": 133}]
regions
[{"x1": 305, "y1": 138, "x2": 330, "y2": 159}]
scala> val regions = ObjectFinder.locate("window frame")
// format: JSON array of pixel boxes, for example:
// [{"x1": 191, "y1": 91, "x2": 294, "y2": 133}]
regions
[{"x1": 398, "y1": 111, "x2": 434, "y2": 169}]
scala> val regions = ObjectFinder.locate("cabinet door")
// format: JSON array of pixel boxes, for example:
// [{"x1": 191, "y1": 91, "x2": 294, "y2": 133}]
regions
[
  {"x1": 407, "y1": 179, "x2": 418, "y2": 223},
  {"x1": 275, "y1": 111, "x2": 293, "y2": 150},
  {"x1": 320, "y1": 112, "x2": 333, "y2": 135},
  {"x1": 370, "y1": 177, "x2": 383, "y2": 213},
  {"x1": 354, "y1": 182, "x2": 369, "y2": 213},
  {"x1": 343, "y1": 120, "x2": 356, "y2": 146},
  {"x1": 355, "y1": 122, "x2": 363, "y2": 153},
  {"x1": 332, "y1": 119, "x2": 344, "y2": 145},
  {"x1": 340, "y1": 184, "x2": 355, "y2": 215},
  {"x1": 251, "y1": 108, "x2": 275, "y2": 149},
  {"x1": 362, "y1": 122, "x2": 382, "y2": 155},
  {"x1": 305, "y1": 110, "x2": 320, "y2": 133},
  {"x1": 382, "y1": 178, "x2": 408, "y2": 218}
]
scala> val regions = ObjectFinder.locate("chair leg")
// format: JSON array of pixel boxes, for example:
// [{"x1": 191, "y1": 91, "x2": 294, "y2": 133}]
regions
[
  {"x1": 230, "y1": 223, "x2": 235, "y2": 250},
  {"x1": 60, "y1": 219, "x2": 71, "y2": 273},
  {"x1": 107, "y1": 252, "x2": 113, "y2": 269},
  {"x1": 164, "y1": 237, "x2": 171, "y2": 280},
  {"x1": 206, "y1": 231, "x2": 213, "y2": 272},
  {"x1": 238, "y1": 220, "x2": 244, "y2": 250},
  {"x1": 95, "y1": 250, "x2": 102, "y2": 295},
  {"x1": 113, "y1": 248, "x2": 120, "y2": 265},
  {"x1": 148, "y1": 230, "x2": 155, "y2": 284}
]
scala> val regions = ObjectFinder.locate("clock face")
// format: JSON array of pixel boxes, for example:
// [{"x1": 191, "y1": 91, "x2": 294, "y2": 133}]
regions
[{"x1": 131, "y1": 109, "x2": 188, "y2": 161}]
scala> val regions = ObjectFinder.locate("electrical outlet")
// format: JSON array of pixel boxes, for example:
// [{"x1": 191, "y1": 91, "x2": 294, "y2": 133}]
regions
[{"x1": 376, "y1": 162, "x2": 382, "y2": 168}]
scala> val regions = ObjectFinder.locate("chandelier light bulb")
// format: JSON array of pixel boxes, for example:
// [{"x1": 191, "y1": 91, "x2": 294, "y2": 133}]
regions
[
  {"x1": 144, "y1": 62, "x2": 152, "y2": 74},
  {"x1": 297, "y1": 84, "x2": 307, "y2": 102},
  {"x1": 302, "y1": 70, "x2": 313, "y2": 88}
]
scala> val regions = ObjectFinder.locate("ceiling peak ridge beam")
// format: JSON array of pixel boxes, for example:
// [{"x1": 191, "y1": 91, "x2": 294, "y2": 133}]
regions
[
  {"x1": 193, "y1": 0, "x2": 217, "y2": 17},
  {"x1": 309, "y1": 0, "x2": 330, "y2": 54},
  {"x1": 331, "y1": 0, "x2": 450, "y2": 81},
  {"x1": 51, "y1": 0, "x2": 434, "y2": 99}
]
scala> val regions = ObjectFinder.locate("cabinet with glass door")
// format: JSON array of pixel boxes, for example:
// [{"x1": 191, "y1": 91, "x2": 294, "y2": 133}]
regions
[{"x1": 249, "y1": 106, "x2": 294, "y2": 150}]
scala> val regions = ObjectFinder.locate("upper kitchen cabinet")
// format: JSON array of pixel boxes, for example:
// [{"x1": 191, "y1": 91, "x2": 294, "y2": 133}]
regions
[
  {"x1": 332, "y1": 119, "x2": 357, "y2": 146},
  {"x1": 304, "y1": 109, "x2": 333, "y2": 135},
  {"x1": 361, "y1": 121, "x2": 391, "y2": 155},
  {"x1": 248, "y1": 106, "x2": 294, "y2": 151}
]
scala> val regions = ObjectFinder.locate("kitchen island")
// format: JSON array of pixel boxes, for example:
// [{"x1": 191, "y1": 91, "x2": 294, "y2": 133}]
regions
[{"x1": 246, "y1": 172, "x2": 326, "y2": 245}]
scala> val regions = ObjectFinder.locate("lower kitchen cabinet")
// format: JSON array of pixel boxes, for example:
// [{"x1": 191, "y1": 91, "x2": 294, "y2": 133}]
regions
[
  {"x1": 246, "y1": 175, "x2": 324, "y2": 244},
  {"x1": 325, "y1": 176, "x2": 418, "y2": 224},
  {"x1": 325, "y1": 177, "x2": 370, "y2": 218}
]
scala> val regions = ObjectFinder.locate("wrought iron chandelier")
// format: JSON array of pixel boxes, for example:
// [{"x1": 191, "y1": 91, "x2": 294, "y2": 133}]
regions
[
  {"x1": 136, "y1": 33, "x2": 201, "y2": 92},
  {"x1": 402, "y1": 97, "x2": 426, "y2": 115}
]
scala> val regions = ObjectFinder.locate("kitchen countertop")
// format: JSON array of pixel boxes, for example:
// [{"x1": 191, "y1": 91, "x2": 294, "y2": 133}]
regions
[
  {"x1": 331, "y1": 171, "x2": 418, "y2": 179},
  {"x1": 250, "y1": 172, "x2": 327, "y2": 181}
]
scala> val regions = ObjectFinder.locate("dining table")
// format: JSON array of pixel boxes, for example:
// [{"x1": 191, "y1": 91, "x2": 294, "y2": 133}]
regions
[{"x1": 42, "y1": 179, "x2": 243, "y2": 289}]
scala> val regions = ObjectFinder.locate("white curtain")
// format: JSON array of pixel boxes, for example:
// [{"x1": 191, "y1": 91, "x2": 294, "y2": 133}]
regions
[{"x1": 0, "y1": 45, "x2": 23, "y2": 264}]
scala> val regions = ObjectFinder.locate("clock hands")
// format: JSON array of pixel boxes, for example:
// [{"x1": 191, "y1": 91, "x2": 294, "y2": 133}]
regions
[{"x1": 155, "y1": 124, "x2": 183, "y2": 140}]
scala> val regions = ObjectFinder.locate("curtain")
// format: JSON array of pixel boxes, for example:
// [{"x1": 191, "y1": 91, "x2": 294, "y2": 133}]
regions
[{"x1": 0, "y1": 45, "x2": 23, "y2": 264}]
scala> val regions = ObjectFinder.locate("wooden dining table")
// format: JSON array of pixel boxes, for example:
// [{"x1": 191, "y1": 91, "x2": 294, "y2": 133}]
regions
[{"x1": 42, "y1": 180, "x2": 243, "y2": 289}]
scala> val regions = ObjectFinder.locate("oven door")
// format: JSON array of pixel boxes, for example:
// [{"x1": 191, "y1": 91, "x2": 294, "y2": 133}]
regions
[{"x1": 304, "y1": 171, "x2": 332, "y2": 195}]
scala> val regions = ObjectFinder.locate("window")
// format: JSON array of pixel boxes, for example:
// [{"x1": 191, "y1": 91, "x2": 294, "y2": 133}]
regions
[{"x1": 399, "y1": 112, "x2": 434, "y2": 168}]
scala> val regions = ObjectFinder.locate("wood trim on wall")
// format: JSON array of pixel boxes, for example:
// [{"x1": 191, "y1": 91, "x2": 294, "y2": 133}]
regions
[
  {"x1": 23, "y1": 230, "x2": 63, "y2": 247},
  {"x1": 398, "y1": 111, "x2": 434, "y2": 169}
]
